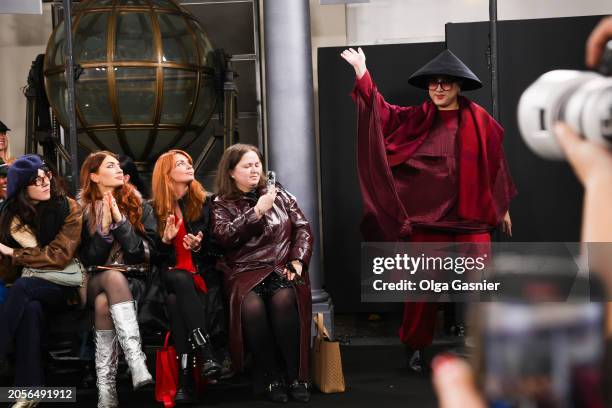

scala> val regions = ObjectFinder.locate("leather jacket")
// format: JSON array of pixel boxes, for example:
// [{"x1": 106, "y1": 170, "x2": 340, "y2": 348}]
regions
[
  {"x1": 211, "y1": 184, "x2": 313, "y2": 380},
  {"x1": 0, "y1": 197, "x2": 83, "y2": 284},
  {"x1": 211, "y1": 185, "x2": 313, "y2": 277},
  {"x1": 79, "y1": 200, "x2": 158, "y2": 268}
]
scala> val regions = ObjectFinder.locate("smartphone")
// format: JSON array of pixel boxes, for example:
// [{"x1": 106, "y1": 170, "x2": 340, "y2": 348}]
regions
[
  {"x1": 267, "y1": 170, "x2": 276, "y2": 188},
  {"x1": 472, "y1": 255, "x2": 607, "y2": 407}
]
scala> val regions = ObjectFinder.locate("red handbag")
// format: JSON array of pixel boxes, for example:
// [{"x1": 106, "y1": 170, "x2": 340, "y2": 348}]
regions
[{"x1": 155, "y1": 332, "x2": 178, "y2": 408}]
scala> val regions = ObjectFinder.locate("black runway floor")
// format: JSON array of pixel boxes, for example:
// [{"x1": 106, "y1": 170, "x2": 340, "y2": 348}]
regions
[
  {"x1": 11, "y1": 313, "x2": 465, "y2": 407},
  {"x1": 47, "y1": 344, "x2": 440, "y2": 407}
]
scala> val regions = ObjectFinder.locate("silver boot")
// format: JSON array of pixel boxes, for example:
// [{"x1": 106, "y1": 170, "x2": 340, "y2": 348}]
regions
[
  {"x1": 109, "y1": 301, "x2": 153, "y2": 389},
  {"x1": 94, "y1": 329, "x2": 119, "y2": 408}
]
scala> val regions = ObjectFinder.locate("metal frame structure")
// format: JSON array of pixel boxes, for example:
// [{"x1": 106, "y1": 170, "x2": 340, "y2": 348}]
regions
[
  {"x1": 44, "y1": 0, "x2": 219, "y2": 160},
  {"x1": 27, "y1": 0, "x2": 248, "y2": 188},
  {"x1": 181, "y1": 0, "x2": 264, "y2": 152}
]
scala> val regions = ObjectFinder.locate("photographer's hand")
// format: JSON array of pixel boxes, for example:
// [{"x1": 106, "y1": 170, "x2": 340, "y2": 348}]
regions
[
  {"x1": 555, "y1": 123, "x2": 612, "y2": 193},
  {"x1": 556, "y1": 122, "x2": 612, "y2": 335},
  {"x1": 586, "y1": 16, "x2": 612, "y2": 68},
  {"x1": 432, "y1": 355, "x2": 486, "y2": 408}
]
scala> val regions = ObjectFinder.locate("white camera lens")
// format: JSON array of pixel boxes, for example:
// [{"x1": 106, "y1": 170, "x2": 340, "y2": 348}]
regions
[{"x1": 518, "y1": 70, "x2": 612, "y2": 160}]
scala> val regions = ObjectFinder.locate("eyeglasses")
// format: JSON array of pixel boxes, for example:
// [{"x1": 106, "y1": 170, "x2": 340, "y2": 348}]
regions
[
  {"x1": 29, "y1": 171, "x2": 53, "y2": 187},
  {"x1": 427, "y1": 78, "x2": 454, "y2": 91}
]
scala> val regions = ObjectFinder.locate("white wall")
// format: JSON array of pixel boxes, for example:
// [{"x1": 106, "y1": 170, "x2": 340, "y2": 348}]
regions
[
  {"x1": 345, "y1": 0, "x2": 612, "y2": 45},
  {"x1": 0, "y1": 4, "x2": 52, "y2": 157}
]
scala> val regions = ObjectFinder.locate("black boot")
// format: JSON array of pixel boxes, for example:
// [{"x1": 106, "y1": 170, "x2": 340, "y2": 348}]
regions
[
  {"x1": 288, "y1": 380, "x2": 311, "y2": 402},
  {"x1": 174, "y1": 354, "x2": 196, "y2": 405},
  {"x1": 266, "y1": 380, "x2": 288, "y2": 403},
  {"x1": 189, "y1": 328, "x2": 222, "y2": 378}
]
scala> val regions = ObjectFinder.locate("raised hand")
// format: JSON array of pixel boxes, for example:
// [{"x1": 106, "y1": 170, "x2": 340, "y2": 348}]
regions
[
  {"x1": 340, "y1": 47, "x2": 367, "y2": 79},
  {"x1": 104, "y1": 191, "x2": 122, "y2": 223},
  {"x1": 162, "y1": 214, "x2": 182, "y2": 244},
  {"x1": 100, "y1": 193, "x2": 113, "y2": 233}
]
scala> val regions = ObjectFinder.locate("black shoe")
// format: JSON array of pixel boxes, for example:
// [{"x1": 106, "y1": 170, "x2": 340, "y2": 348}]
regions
[
  {"x1": 404, "y1": 345, "x2": 424, "y2": 373},
  {"x1": 266, "y1": 380, "x2": 288, "y2": 403},
  {"x1": 189, "y1": 328, "x2": 222, "y2": 378},
  {"x1": 175, "y1": 354, "x2": 196, "y2": 405},
  {"x1": 288, "y1": 380, "x2": 311, "y2": 402}
]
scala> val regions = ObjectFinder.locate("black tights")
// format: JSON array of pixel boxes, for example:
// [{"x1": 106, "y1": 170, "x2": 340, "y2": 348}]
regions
[
  {"x1": 163, "y1": 269, "x2": 207, "y2": 354},
  {"x1": 87, "y1": 270, "x2": 133, "y2": 330},
  {"x1": 241, "y1": 288, "x2": 300, "y2": 381}
]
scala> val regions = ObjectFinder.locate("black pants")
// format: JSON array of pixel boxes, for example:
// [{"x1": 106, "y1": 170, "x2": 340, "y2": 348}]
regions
[
  {"x1": 0, "y1": 277, "x2": 70, "y2": 386},
  {"x1": 162, "y1": 269, "x2": 208, "y2": 354}
]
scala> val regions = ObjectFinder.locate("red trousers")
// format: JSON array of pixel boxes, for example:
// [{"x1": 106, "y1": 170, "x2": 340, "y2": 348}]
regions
[{"x1": 399, "y1": 229, "x2": 491, "y2": 348}]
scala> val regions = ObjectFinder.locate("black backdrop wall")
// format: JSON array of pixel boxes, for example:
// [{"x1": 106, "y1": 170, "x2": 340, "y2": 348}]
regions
[{"x1": 318, "y1": 15, "x2": 603, "y2": 313}]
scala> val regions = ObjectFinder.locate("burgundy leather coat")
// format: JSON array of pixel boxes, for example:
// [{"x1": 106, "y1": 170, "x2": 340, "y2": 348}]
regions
[{"x1": 211, "y1": 185, "x2": 313, "y2": 381}]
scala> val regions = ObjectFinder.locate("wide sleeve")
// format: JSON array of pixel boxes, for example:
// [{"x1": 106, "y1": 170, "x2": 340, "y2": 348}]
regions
[
  {"x1": 352, "y1": 70, "x2": 412, "y2": 138},
  {"x1": 284, "y1": 191, "x2": 313, "y2": 268},
  {"x1": 12, "y1": 197, "x2": 83, "y2": 269},
  {"x1": 211, "y1": 199, "x2": 265, "y2": 249}
]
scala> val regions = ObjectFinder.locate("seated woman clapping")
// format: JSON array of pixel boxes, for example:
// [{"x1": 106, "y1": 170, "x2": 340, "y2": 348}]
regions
[
  {"x1": 78, "y1": 151, "x2": 154, "y2": 408},
  {"x1": 151, "y1": 150, "x2": 226, "y2": 404}
]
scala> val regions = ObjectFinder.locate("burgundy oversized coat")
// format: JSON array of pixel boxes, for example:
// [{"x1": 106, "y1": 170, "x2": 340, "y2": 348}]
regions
[
  {"x1": 211, "y1": 185, "x2": 313, "y2": 381},
  {"x1": 352, "y1": 70, "x2": 517, "y2": 240}
]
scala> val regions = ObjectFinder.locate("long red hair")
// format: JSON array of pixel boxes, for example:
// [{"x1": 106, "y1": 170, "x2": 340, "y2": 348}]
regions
[
  {"x1": 151, "y1": 149, "x2": 206, "y2": 235},
  {"x1": 79, "y1": 151, "x2": 145, "y2": 234}
]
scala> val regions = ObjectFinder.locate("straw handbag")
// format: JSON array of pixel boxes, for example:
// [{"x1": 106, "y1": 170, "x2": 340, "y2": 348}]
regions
[{"x1": 312, "y1": 313, "x2": 345, "y2": 393}]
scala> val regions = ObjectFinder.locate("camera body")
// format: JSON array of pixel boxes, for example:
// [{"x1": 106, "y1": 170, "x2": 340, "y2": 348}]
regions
[{"x1": 518, "y1": 40, "x2": 612, "y2": 160}]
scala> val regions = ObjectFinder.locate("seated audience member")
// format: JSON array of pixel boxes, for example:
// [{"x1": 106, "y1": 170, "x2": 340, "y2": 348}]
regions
[
  {"x1": 211, "y1": 144, "x2": 313, "y2": 403},
  {"x1": 79, "y1": 151, "x2": 155, "y2": 407},
  {"x1": 151, "y1": 150, "x2": 226, "y2": 404},
  {"x1": 0, "y1": 155, "x2": 82, "y2": 396}
]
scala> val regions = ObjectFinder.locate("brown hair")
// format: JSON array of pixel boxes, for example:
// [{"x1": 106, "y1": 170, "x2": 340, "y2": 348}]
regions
[
  {"x1": 79, "y1": 151, "x2": 145, "y2": 234},
  {"x1": 151, "y1": 149, "x2": 206, "y2": 235},
  {"x1": 215, "y1": 143, "x2": 267, "y2": 199}
]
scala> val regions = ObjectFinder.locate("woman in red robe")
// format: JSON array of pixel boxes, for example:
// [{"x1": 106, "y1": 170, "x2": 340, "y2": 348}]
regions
[{"x1": 342, "y1": 47, "x2": 517, "y2": 371}]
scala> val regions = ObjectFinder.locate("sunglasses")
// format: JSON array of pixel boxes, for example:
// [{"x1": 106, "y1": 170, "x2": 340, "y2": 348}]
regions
[{"x1": 427, "y1": 78, "x2": 454, "y2": 91}]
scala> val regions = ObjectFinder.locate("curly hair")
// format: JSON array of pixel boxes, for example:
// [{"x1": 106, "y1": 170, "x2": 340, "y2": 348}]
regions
[{"x1": 79, "y1": 151, "x2": 144, "y2": 234}]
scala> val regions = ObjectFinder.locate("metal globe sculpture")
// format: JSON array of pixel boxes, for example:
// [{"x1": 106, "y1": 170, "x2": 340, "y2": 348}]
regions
[{"x1": 44, "y1": 0, "x2": 218, "y2": 162}]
